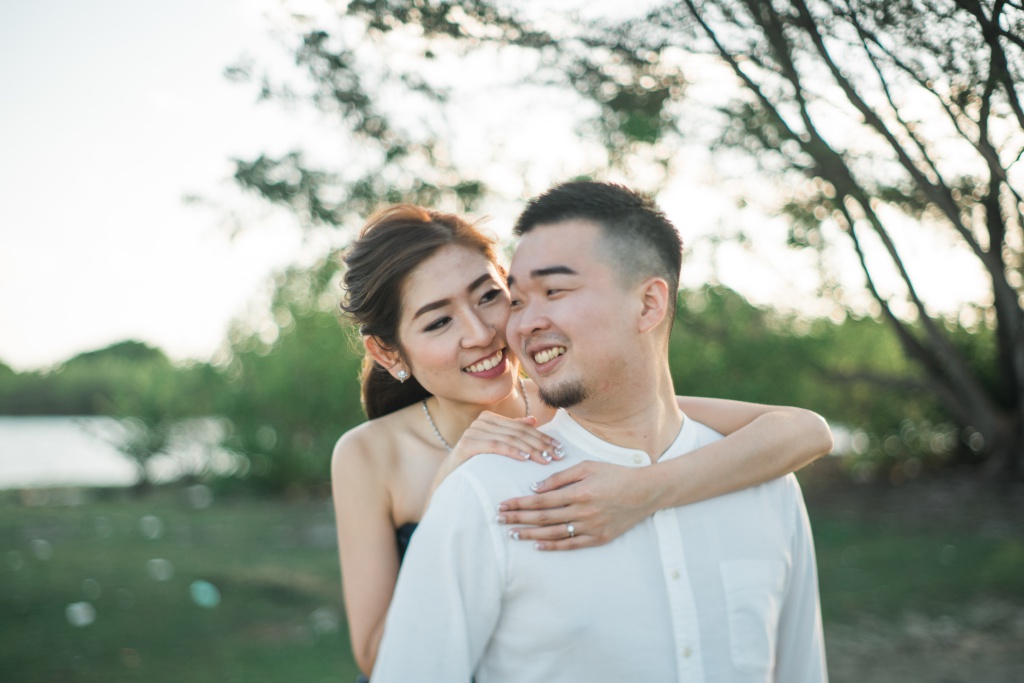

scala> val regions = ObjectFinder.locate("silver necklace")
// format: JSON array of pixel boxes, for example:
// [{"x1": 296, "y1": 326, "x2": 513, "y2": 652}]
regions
[{"x1": 422, "y1": 378, "x2": 530, "y2": 452}]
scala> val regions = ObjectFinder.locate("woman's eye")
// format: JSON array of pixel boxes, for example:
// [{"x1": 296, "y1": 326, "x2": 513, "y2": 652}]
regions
[
  {"x1": 546, "y1": 289, "x2": 562, "y2": 297},
  {"x1": 425, "y1": 317, "x2": 451, "y2": 332},
  {"x1": 509, "y1": 298, "x2": 523, "y2": 309}
]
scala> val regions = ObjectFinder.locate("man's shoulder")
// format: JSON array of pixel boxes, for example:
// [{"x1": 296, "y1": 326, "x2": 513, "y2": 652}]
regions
[
  {"x1": 443, "y1": 452, "x2": 557, "y2": 506},
  {"x1": 686, "y1": 417, "x2": 725, "y2": 446}
]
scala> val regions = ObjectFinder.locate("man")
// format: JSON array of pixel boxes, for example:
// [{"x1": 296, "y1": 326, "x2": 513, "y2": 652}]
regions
[{"x1": 371, "y1": 181, "x2": 828, "y2": 682}]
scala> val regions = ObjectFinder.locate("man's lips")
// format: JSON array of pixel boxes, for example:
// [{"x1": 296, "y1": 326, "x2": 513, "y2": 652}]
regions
[{"x1": 530, "y1": 346, "x2": 566, "y2": 365}]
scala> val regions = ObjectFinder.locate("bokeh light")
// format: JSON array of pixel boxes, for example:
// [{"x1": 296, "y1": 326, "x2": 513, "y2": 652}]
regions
[
  {"x1": 139, "y1": 515, "x2": 164, "y2": 540},
  {"x1": 189, "y1": 580, "x2": 221, "y2": 608},
  {"x1": 146, "y1": 558, "x2": 175, "y2": 582},
  {"x1": 82, "y1": 578, "x2": 102, "y2": 600},
  {"x1": 30, "y1": 538, "x2": 53, "y2": 560},
  {"x1": 66, "y1": 601, "x2": 96, "y2": 627}
]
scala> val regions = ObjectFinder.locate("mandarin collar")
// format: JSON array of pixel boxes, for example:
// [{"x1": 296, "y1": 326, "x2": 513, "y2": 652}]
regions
[{"x1": 549, "y1": 408, "x2": 699, "y2": 467}]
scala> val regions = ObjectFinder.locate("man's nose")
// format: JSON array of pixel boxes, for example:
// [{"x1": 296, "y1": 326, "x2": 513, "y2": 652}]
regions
[{"x1": 513, "y1": 300, "x2": 549, "y2": 338}]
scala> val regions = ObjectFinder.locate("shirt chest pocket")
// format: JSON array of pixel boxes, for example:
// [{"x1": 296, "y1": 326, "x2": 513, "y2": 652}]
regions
[{"x1": 719, "y1": 559, "x2": 787, "y2": 676}]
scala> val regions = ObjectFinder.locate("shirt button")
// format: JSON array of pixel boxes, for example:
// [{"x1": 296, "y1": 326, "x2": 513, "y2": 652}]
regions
[
  {"x1": 684, "y1": 647, "x2": 692, "y2": 658},
  {"x1": 670, "y1": 570, "x2": 680, "y2": 580},
  {"x1": 632, "y1": 454, "x2": 644, "y2": 464}
]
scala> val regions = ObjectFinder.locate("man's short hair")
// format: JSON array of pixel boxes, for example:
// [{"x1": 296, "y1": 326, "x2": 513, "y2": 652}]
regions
[{"x1": 514, "y1": 181, "x2": 683, "y2": 312}]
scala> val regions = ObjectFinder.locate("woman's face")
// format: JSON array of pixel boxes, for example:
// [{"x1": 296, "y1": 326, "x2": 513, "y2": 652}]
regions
[{"x1": 396, "y1": 244, "x2": 517, "y2": 406}]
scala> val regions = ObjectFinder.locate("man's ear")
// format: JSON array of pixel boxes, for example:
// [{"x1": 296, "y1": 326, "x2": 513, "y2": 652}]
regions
[
  {"x1": 363, "y1": 336, "x2": 406, "y2": 379},
  {"x1": 636, "y1": 277, "x2": 671, "y2": 334}
]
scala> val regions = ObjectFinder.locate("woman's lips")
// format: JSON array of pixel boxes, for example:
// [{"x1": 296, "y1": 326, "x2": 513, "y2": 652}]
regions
[{"x1": 463, "y1": 349, "x2": 508, "y2": 378}]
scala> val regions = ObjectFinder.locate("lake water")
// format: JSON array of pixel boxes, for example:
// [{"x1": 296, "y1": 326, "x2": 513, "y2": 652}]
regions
[{"x1": 0, "y1": 416, "x2": 231, "y2": 490}]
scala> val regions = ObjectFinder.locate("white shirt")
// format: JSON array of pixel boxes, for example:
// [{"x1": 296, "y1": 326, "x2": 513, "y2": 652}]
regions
[{"x1": 372, "y1": 410, "x2": 828, "y2": 683}]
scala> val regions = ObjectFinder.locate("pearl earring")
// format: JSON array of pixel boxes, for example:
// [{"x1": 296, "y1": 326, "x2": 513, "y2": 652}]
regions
[{"x1": 396, "y1": 369, "x2": 409, "y2": 382}]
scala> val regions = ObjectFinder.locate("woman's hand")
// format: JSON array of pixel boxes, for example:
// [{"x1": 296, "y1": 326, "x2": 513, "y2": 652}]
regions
[
  {"x1": 426, "y1": 412, "x2": 563, "y2": 512},
  {"x1": 495, "y1": 461, "x2": 658, "y2": 550},
  {"x1": 449, "y1": 411, "x2": 564, "y2": 467}
]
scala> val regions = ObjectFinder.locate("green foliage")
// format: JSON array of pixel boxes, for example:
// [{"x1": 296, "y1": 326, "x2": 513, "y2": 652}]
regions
[
  {"x1": 215, "y1": 264, "x2": 365, "y2": 495},
  {"x1": 0, "y1": 342, "x2": 222, "y2": 418},
  {"x1": 671, "y1": 286, "x2": 965, "y2": 480},
  {"x1": 673, "y1": 286, "x2": 923, "y2": 423}
]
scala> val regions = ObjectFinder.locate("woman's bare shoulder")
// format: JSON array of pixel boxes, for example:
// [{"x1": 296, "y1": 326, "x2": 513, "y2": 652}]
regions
[{"x1": 331, "y1": 408, "x2": 416, "y2": 476}]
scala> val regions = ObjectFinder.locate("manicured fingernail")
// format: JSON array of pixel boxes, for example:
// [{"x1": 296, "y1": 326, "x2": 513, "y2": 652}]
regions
[
  {"x1": 553, "y1": 445, "x2": 565, "y2": 459},
  {"x1": 519, "y1": 451, "x2": 531, "y2": 460},
  {"x1": 541, "y1": 450, "x2": 552, "y2": 462},
  {"x1": 509, "y1": 530, "x2": 520, "y2": 540},
  {"x1": 497, "y1": 503, "x2": 509, "y2": 512},
  {"x1": 495, "y1": 515, "x2": 506, "y2": 523},
  {"x1": 535, "y1": 542, "x2": 546, "y2": 550},
  {"x1": 530, "y1": 481, "x2": 541, "y2": 492}
]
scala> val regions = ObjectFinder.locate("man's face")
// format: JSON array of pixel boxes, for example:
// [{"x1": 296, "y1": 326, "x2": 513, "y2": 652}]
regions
[{"x1": 507, "y1": 219, "x2": 636, "y2": 409}]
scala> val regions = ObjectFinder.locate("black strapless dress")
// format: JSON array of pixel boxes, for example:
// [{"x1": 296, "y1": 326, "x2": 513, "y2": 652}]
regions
[{"x1": 355, "y1": 522, "x2": 418, "y2": 683}]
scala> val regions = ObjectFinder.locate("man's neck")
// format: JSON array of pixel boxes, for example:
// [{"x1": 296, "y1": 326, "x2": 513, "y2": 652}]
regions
[{"x1": 566, "y1": 368, "x2": 683, "y2": 462}]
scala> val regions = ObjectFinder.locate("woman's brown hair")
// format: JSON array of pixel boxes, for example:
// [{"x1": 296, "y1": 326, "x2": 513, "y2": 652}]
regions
[{"x1": 341, "y1": 204, "x2": 501, "y2": 419}]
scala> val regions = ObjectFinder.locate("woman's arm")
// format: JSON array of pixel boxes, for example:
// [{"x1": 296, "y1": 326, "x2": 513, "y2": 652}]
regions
[
  {"x1": 331, "y1": 428, "x2": 402, "y2": 677},
  {"x1": 662, "y1": 396, "x2": 834, "y2": 506},
  {"x1": 497, "y1": 397, "x2": 833, "y2": 550}
]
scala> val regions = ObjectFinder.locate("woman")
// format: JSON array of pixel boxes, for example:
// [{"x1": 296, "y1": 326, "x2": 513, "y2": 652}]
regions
[{"x1": 331, "y1": 205, "x2": 833, "y2": 679}]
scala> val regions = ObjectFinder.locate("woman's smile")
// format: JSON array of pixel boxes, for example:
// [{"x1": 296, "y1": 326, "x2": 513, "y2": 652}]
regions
[{"x1": 463, "y1": 348, "x2": 509, "y2": 377}]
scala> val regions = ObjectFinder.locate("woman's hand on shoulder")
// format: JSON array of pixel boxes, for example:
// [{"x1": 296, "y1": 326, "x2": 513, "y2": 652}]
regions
[
  {"x1": 424, "y1": 411, "x2": 565, "y2": 512},
  {"x1": 450, "y1": 411, "x2": 565, "y2": 467},
  {"x1": 495, "y1": 461, "x2": 655, "y2": 550}
]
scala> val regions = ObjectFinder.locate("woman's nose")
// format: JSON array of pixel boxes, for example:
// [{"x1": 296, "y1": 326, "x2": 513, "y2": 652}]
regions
[{"x1": 463, "y1": 311, "x2": 496, "y2": 347}]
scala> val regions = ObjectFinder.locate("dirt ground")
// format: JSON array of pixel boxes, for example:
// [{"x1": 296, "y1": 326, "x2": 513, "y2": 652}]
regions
[
  {"x1": 826, "y1": 603, "x2": 1024, "y2": 682},
  {"x1": 802, "y1": 461, "x2": 1024, "y2": 682}
]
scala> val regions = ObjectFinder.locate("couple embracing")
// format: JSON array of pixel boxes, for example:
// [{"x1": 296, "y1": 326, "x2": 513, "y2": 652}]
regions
[{"x1": 333, "y1": 181, "x2": 830, "y2": 682}]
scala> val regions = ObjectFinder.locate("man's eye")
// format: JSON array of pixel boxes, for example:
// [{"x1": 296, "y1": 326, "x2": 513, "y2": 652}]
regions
[
  {"x1": 480, "y1": 288, "x2": 502, "y2": 304},
  {"x1": 546, "y1": 289, "x2": 562, "y2": 296},
  {"x1": 509, "y1": 299, "x2": 523, "y2": 309}
]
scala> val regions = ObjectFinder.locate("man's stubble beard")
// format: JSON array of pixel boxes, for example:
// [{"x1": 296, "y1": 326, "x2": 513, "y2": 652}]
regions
[{"x1": 537, "y1": 378, "x2": 590, "y2": 409}]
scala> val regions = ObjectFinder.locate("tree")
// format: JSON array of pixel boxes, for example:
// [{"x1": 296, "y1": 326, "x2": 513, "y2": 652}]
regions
[
  {"x1": 216, "y1": 264, "x2": 365, "y2": 495},
  {"x1": 230, "y1": 1, "x2": 1020, "y2": 477}
]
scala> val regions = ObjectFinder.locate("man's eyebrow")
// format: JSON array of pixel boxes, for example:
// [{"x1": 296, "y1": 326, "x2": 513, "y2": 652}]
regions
[
  {"x1": 507, "y1": 265, "x2": 577, "y2": 288},
  {"x1": 413, "y1": 273, "x2": 494, "y2": 320},
  {"x1": 531, "y1": 265, "x2": 577, "y2": 279}
]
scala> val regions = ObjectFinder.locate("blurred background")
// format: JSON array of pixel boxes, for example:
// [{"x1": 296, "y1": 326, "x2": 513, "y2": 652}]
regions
[{"x1": 2, "y1": 1, "x2": 1023, "y2": 681}]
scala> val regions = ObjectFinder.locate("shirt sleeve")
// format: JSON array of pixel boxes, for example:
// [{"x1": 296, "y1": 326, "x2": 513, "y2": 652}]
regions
[
  {"x1": 774, "y1": 477, "x2": 829, "y2": 683},
  {"x1": 370, "y1": 468, "x2": 506, "y2": 683}
]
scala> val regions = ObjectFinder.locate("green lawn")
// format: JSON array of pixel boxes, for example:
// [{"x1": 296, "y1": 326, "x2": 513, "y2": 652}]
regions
[
  {"x1": 1, "y1": 485, "x2": 1021, "y2": 682},
  {"x1": 0, "y1": 490, "x2": 358, "y2": 683},
  {"x1": 814, "y1": 516, "x2": 1024, "y2": 621}
]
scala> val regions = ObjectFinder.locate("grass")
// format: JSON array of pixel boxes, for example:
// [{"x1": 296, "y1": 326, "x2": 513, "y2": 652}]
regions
[
  {"x1": 814, "y1": 517, "x2": 1024, "y2": 622},
  {"x1": 1, "y1": 481, "x2": 1022, "y2": 682},
  {"x1": 0, "y1": 489, "x2": 358, "y2": 683}
]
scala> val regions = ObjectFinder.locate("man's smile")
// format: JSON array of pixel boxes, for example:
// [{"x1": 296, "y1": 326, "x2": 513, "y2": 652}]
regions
[{"x1": 532, "y1": 346, "x2": 566, "y2": 365}]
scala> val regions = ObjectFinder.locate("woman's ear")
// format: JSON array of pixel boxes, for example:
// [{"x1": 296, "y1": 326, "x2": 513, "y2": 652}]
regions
[
  {"x1": 636, "y1": 277, "x2": 671, "y2": 334},
  {"x1": 363, "y1": 336, "x2": 407, "y2": 380}
]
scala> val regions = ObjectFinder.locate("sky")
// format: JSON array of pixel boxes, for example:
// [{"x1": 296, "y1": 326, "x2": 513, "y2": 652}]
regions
[
  {"x1": 0, "y1": 1, "x2": 991, "y2": 372},
  {"x1": 0, "y1": 0, "x2": 315, "y2": 371}
]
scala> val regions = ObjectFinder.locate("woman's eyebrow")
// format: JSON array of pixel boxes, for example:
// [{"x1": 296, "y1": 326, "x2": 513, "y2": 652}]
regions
[{"x1": 413, "y1": 273, "x2": 495, "y2": 320}]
